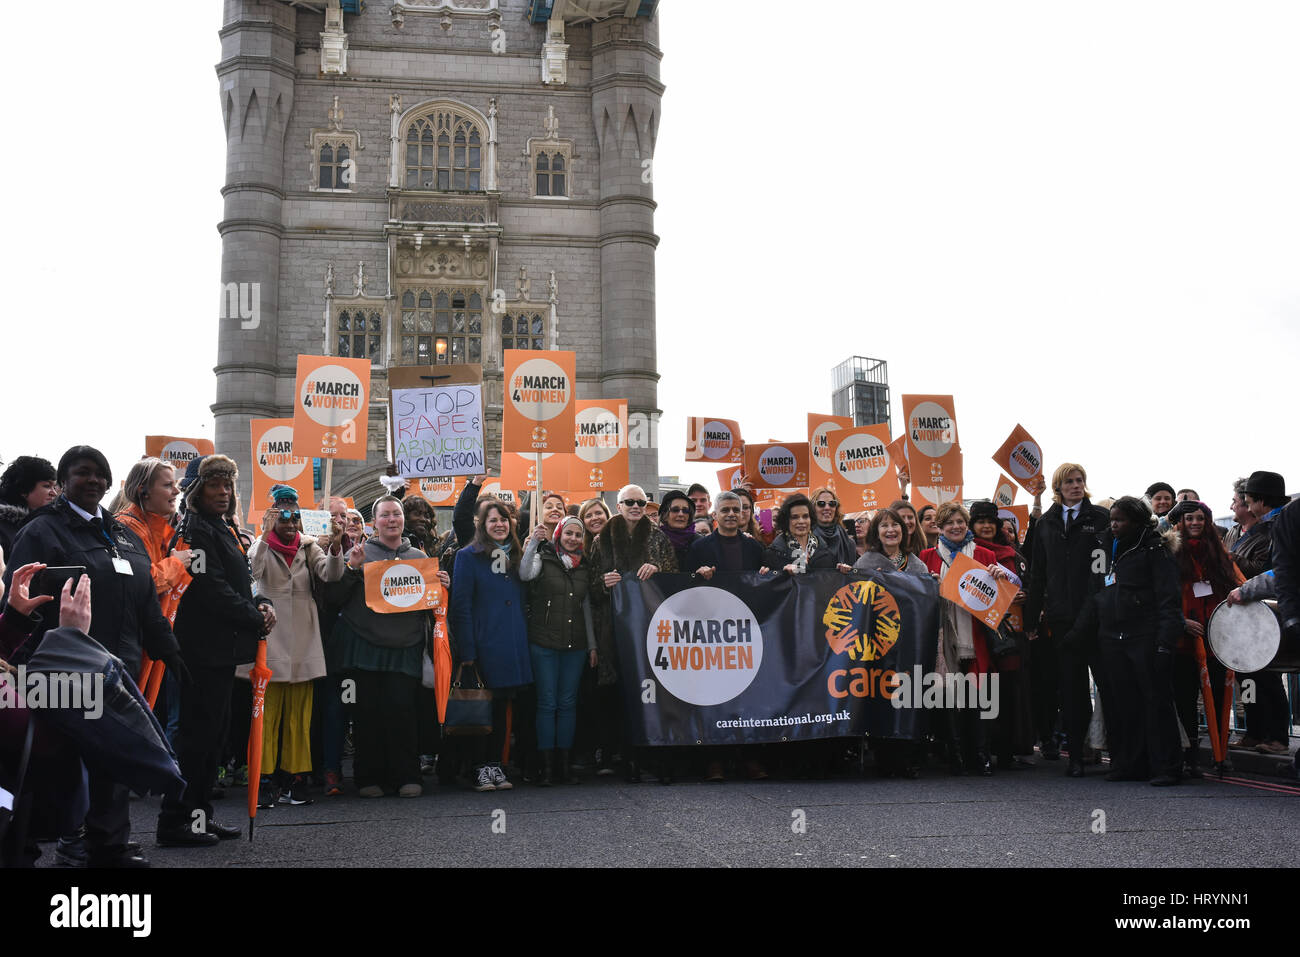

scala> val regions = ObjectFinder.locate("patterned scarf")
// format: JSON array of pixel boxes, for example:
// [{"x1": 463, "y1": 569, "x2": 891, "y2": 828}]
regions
[{"x1": 553, "y1": 516, "x2": 585, "y2": 570}]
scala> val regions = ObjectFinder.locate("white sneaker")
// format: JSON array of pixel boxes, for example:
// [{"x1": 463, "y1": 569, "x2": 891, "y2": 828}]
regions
[
  {"x1": 489, "y1": 765, "x2": 513, "y2": 790},
  {"x1": 474, "y1": 767, "x2": 496, "y2": 792}
]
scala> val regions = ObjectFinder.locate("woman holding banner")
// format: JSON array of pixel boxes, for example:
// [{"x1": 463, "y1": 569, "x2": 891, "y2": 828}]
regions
[
  {"x1": 450, "y1": 499, "x2": 533, "y2": 792},
  {"x1": 762, "y1": 494, "x2": 839, "y2": 574},
  {"x1": 810, "y1": 487, "x2": 856, "y2": 573},
  {"x1": 920, "y1": 503, "x2": 1019, "y2": 776},
  {"x1": 245, "y1": 498, "x2": 346, "y2": 806}
]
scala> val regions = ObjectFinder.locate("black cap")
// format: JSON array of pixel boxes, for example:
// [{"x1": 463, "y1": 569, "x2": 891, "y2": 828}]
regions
[
  {"x1": 1145, "y1": 482, "x2": 1175, "y2": 500},
  {"x1": 968, "y1": 500, "x2": 1000, "y2": 526}
]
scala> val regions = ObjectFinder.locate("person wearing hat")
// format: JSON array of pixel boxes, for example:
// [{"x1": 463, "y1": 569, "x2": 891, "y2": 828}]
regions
[
  {"x1": 1226, "y1": 471, "x2": 1292, "y2": 755},
  {"x1": 659, "y1": 489, "x2": 702, "y2": 571},
  {"x1": 1145, "y1": 482, "x2": 1176, "y2": 519},
  {"x1": 156, "y1": 454, "x2": 276, "y2": 848}
]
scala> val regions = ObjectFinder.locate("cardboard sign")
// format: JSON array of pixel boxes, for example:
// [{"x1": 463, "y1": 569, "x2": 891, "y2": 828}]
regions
[
  {"x1": 145, "y1": 435, "x2": 214, "y2": 471},
  {"x1": 998, "y1": 504, "x2": 1031, "y2": 545},
  {"x1": 405, "y1": 476, "x2": 467, "y2": 508},
  {"x1": 743, "y1": 441, "x2": 810, "y2": 491},
  {"x1": 807, "y1": 414, "x2": 852, "y2": 480},
  {"x1": 716, "y1": 465, "x2": 746, "y2": 491},
  {"x1": 299, "y1": 509, "x2": 332, "y2": 537},
  {"x1": 363, "y1": 558, "x2": 444, "y2": 614},
  {"x1": 685, "y1": 417, "x2": 744, "y2": 463},
  {"x1": 911, "y1": 485, "x2": 964, "y2": 510},
  {"x1": 500, "y1": 450, "x2": 573, "y2": 494},
  {"x1": 886, "y1": 435, "x2": 910, "y2": 480},
  {"x1": 994, "y1": 474, "x2": 1018, "y2": 507},
  {"x1": 992, "y1": 424, "x2": 1044, "y2": 494},
  {"x1": 828, "y1": 423, "x2": 901, "y2": 509},
  {"x1": 293, "y1": 355, "x2": 371, "y2": 460},
  {"x1": 902, "y1": 394, "x2": 962, "y2": 487},
  {"x1": 249, "y1": 418, "x2": 310, "y2": 523},
  {"x1": 478, "y1": 480, "x2": 515, "y2": 505},
  {"x1": 754, "y1": 488, "x2": 805, "y2": 511},
  {"x1": 939, "y1": 551, "x2": 1018, "y2": 628},
  {"x1": 503, "y1": 349, "x2": 576, "y2": 453},
  {"x1": 572, "y1": 399, "x2": 629, "y2": 492},
  {"x1": 390, "y1": 383, "x2": 484, "y2": 478}
]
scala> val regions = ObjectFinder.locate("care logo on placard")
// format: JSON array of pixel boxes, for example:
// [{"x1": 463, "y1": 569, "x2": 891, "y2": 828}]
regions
[
  {"x1": 757, "y1": 446, "x2": 798, "y2": 486},
  {"x1": 531, "y1": 425, "x2": 549, "y2": 445},
  {"x1": 698, "y1": 420, "x2": 736, "y2": 461},
  {"x1": 300, "y1": 364, "x2": 364, "y2": 426},
  {"x1": 957, "y1": 567, "x2": 999, "y2": 612},
  {"x1": 835, "y1": 433, "x2": 889, "y2": 485},
  {"x1": 822, "y1": 580, "x2": 901, "y2": 662},
  {"x1": 587, "y1": 467, "x2": 604, "y2": 486},
  {"x1": 380, "y1": 563, "x2": 427, "y2": 609},
  {"x1": 509, "y1": 358, "x2": 570, "y2": 421},
  {"x1": 575, "y1": 406, "x2": 621, "y2": 464},
  {"x1": 647, "y1": 587, "x2": 763, "y2": 706},
  {"x1": 909, "y1": 401, "x2": 956, "y2": 456},
  {"x1": 161, "y1": 440, "x2": 202, "y2": 466},
  {"x1": 257, "y1": 426, "x2": 308, "y2": 480},
  {"x1": 1007, "y1": 440, "x2": 1042, "y2": 480}
]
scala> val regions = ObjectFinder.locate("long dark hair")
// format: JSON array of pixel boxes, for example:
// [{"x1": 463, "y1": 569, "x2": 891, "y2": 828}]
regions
[
  {"x1": 775, "y1": 493, "x2": 813, "y2": 536},
  {"x1": 472, "y1": 497, "x2": 521, "y2": 569},
  {"x1": 1173, "y1": 508, "x2": 1238, "y2": 595}
]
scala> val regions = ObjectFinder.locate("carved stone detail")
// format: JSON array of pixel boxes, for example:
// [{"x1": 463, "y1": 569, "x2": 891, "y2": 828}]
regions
[{"x1": 398, "y1": 203, "x2": 488, "y2": 223}]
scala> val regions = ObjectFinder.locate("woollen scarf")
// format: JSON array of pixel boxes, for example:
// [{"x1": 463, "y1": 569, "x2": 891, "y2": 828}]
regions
[
  {"x1": 267, "y1": 530, "x2": 301, "y2": 566},
  {"x1": 661, "y1": 520, "x2": 697, "y2": 555},
  {"x1": 935, "y1": 532, "x2": 978, "y2": 675},
  {"x1": 553, "y1": 516, "x2": 585, "y2": 570}
]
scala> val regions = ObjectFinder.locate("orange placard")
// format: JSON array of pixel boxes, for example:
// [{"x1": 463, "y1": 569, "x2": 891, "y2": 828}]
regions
[
  {"x1": 478, "y1": 480, "x2": 516, "y2": 505},
  {"x1": 363, "y1": 557, "x2": 444, "y2": 614},
  {"x1": 902, "y1": 394, "x2": 963, "y2": 488},
  {"x1": 886, "y1": 435, "x2": 910, "y2": 479},
  {"x1": 743, "y1": 441, "x2": 810, "y2": 491},
  {"x1": 992, "y1": 424, "x2": 1045, "y2": 494},
  {"x1": 828, "y1": 424, "x2": 902, "y2": 509},
  {"x1": 249, "y1": 418, "x2": 311, "y2": 523},
  {"x1": 997, "y1": 504, "x2": 1031, "y2": 545},
  {"x1": 911, "y1": 485, "x2": 964, "y2": 510},
  {"x1": 754, "y1": 487, "x2": 806, "y2": 511},
  {"x1": 145, "y1": 435, "x2": 215, "y2": 471},
  {"x1": 993, "y1": 474, "x2": 1018, "y2": 507},
  {"x1": 500, "y1": 451, "x2": 573, "y2": 494},
  {"x1": 405, "y1": 477, "x2": 466, "y2": 508},
  {"x1": 716, "y1": 465, "x2": 746, "y2": 491},
  {"x1": 685, "y1": 417, "x2": 744, "y2": 463},
  {"x1": 572, "y1": 399, "x2": 628, "y2": 492},
  {"x1": 292, "y1": 355, "x2": 371, "y2": 460},
  {"x1": 939, "y1": 552, "x2": 1018, "y2": 628},
  {"x1": 503, "y1": 349, "x2": 576, "y2": 453},
  {"x1": 808, "y1": 413, "x2": 852, "y2": 480}
]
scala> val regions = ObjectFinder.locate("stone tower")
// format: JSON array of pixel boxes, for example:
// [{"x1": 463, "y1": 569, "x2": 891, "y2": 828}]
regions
[{"x1": 213, "y1": 0, "x2": 662, "y2": 513}]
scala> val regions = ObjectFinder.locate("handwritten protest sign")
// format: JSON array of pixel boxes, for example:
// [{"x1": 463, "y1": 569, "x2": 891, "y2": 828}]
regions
[{"x1": 391, "y1": 384, "x2": 484, "y2": 478}]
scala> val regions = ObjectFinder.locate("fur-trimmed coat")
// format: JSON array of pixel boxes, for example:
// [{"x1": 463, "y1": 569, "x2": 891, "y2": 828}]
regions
[
  {"x1": 0, "y1": 501, "x2": 29, "y2": 559},
  {"x1": 1067, "y1": 524, "x2": 1183, "y2": 651},
  {"x1": 587, "y1": 517, "x2": 677, "y2": 686}
]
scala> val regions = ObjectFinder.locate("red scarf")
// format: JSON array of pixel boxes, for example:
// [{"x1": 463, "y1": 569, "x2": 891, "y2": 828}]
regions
[{"x1": 266, "y1": 530, "x2": 301, "y2": 567}]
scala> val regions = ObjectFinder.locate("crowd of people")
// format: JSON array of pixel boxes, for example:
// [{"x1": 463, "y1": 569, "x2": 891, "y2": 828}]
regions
[{"x1": 0, "y1": 446, "x2": 1297, "y2": 868}]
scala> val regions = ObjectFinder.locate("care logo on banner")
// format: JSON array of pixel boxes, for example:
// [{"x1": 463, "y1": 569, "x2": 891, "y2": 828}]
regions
[
  {"x1": 503, "y1": 349, "x2": 576, "y2": 453},
  {"x1": 405, "y1": 476, "x2": 466, "y2": 507},
  {"x1": 249, "y1": 418, "x2": 308, "y2": 523},
  {"x1": 145, "y1": 436, "x2": 215, "y2": 471},
  {"x1": 743, "y1": 441, "x2": 809, "y2": 491},
  {"x1": 293, "y1": 355, "x2": 370, "y2": 459},
  {"x1": 822, "y1": 580, "x2": 902, "y2": 662},
  {"x1": 831, "y1": 423, "x2": 901, "y2": 508},
  {"x1": 807, "y1": 413, "x2": 852, "y2": 478},
  {"x1": 686, "y1": 417, "x2": 743, "y2": 462},
  {"x1": 646, "y1": 587, "x2": 763, "y2": 706},
  {"x1": 364, "y1": 558, "x2": 443, "y2": 613},
  {"x1": 940, "y1": 552, "x2": 1017, "y2": 628},
  {"x1": 992, "y1": 424, "x2": 1044, "y2": 494}
]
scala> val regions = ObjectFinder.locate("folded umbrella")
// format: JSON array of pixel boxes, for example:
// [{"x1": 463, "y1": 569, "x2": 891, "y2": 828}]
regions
[{"x1": 247, "y1": 638, "x2": 272, "y2": 841}]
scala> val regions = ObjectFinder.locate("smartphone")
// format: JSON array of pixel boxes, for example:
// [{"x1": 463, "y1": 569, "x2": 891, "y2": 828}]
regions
[{"x1": 31, "y1": 566, "x2": 87, "y2": 597}]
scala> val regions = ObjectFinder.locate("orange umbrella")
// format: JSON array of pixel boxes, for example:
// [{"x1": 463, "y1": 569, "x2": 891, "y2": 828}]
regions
[
  {"x1": 433, "y1": 606, "x2": 452, "y2": 724},
  {"x1": 247, "y1": 639, "x2": 272, "y2": 841},
  {"x1": 142, "y1": 659, "x2": 166, "y2": 711}
]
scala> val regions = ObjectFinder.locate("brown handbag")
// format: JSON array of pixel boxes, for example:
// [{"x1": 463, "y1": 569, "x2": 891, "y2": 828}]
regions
[{"x1": 443, "y1": 663, "x2": 493, "y2": 736}]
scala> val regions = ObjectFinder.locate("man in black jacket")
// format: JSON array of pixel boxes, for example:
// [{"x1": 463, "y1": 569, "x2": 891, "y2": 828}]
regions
[
  {"x1": 156, "y1": 455, "x2": 275, "y2": 847},
  {"x1": 1024, "y1": 462, "x2": 1111, "y2": 777},
  {"x1": 686, "y1": 491, "x2": 764, "y2": 576},
  {"x1": 1268, "y1": 496, "x2": 1300, "y2": 779}
]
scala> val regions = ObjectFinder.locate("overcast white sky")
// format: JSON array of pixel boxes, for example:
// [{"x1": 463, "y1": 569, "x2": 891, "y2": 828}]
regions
[{"x1": 3, "y1": 1, "x2": 1297, "y2": 516}]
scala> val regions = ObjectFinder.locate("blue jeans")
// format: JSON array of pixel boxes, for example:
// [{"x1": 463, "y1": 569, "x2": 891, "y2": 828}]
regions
[{"x1": 530, "y1": 645, "x2": 587, "y2": 750}]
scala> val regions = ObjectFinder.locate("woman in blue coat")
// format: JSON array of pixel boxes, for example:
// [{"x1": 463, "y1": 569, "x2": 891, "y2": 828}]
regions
[{"x1": 450, "y1": 498, "x2": 532, "y2": 792}]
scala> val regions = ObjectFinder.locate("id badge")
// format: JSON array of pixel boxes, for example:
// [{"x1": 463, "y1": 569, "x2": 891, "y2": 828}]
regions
[
  {"x1": 111, "y1": 556, "x2": 134, "y2": 576},
  {"x1": 1104, "y1": 573, "x2": 1115, "y2": 587},
  {"x1": 1192, "y1": 580, "x2": 1213, "y2": 598}
]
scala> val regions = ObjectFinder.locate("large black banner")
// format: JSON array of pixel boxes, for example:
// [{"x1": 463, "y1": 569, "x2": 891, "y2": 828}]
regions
[{"x1": 611, "y1": 569, "x2": 940, "y2": 746}]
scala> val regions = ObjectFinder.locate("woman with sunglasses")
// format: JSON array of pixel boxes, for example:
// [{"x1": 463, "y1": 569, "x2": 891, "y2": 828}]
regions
[
  {"x1": 659, "y1": 489, "x2": 701, "y2": 571},
  {"x1": 245, "y1": 494, "x2": 347, "y2": 807},
  {"x1": 809, "y1": 487, "x2": 856, "y2": 574}
]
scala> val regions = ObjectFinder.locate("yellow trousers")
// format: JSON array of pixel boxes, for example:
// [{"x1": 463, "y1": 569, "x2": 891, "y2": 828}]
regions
[{"x1": 262, "y1": 681, "x2": 314, "y2": 775}]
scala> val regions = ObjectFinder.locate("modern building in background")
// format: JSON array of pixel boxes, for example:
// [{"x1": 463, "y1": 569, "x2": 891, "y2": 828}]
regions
[
  {"x1": 832, "y1": 356, "x2": 891, "y2": 429},
  {"x1": 214, "y1": 0, "x2": 662, "y2": 511}
]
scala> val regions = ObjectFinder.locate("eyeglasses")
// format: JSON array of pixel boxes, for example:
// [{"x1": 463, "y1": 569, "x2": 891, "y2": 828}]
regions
[
  {"x1": 278, "y1": 509, "x2": 301, "y2": 520},
  {"x1": 621, "y1": 499, "x2": 647, "y2": 508},
  {"x1": 815, "y1": 500, "x2": 838, "y2": 509},
  {"x1": 667, "y1": 506, "x2": 692, "y2": 515}
]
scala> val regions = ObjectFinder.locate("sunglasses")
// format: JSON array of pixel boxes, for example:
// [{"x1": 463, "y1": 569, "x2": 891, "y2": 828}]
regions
[
  {"x1": 816, "y1": 500, "x2": 838, "y2": 508},
  {"x1": 621, "y1": 499, "x2": 647, "y2": 508},
  {"x1": 277, "y1": 509, "x2": 302, "y2": 520},
  {"x1": 667, "y1": 506, "x2": 692, "y2": 515}
]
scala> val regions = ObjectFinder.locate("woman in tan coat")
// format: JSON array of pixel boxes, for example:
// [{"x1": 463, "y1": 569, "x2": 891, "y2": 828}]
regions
[{"x1": 241, "y1": 493, "x2": 346, "y2": 806}]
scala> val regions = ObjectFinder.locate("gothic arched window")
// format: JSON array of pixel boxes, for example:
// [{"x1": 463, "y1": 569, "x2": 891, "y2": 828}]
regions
[{"x1": 405, "y1": 110, "x2": 482, "y2": 191}]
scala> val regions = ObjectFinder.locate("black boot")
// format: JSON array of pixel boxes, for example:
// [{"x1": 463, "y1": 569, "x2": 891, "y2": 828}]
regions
[
  {"x1": 1183, "y1": 745, "x2": 1203, "y2": 779},
  {"x1": 557, "y1": 749, "x2": 579, "y2": 785},
  {"x1": 945, "y1": 709, "x2": 967, "y2": 776},
  {"x1": 970, "y1": 713, "x2": 993, "y2": 776},
  {"x1": 536, "y1": 751, "x2": 554, "y2": 787}
]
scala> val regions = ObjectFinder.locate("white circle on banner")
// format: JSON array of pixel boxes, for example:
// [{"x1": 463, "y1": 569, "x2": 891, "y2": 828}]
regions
[
  {"x1": 575, "y1": 405, "x2": 621, "y2": 464},
  {"x1": 810, "y1": 420, "x2": 843, "y2": 472},
  {"x1": 256, "y1": 425, "x2": 308, "y2": 481},
  {"x1": 909, "y1": 401, "x2": 956, "y2": 457},
  {"x1": 417, "y1": 478, "x2": 458, "y2": 505},
  {"x1": 646, "y1": 587, "x2": 763, "y2": 706},
  {"x1": 698, "y1": 420, "x2": 735, "y2": 461},
  {"x1": 956, "y1": 567, "x2": 999, "y2": 613},
  {"x1": 160, "y1": 440, "x2": 202, "y2": 467},
  {"x1": 509, "y1": 357, "x2": 570, "y2": 421},
  {"x1": 995, "y1": 481, "x2": 1016, "y2": 506},
  {"x1": 998, "y1": 507, "x2": 1020, "y2": 538},
  {"x1": 757, "y1": 446, "x2": 798, "y2": 486},
  {"x1": 1007, "y1": 441, "x2": 1042, "y2": 481},
  {"x1": 300, "y1": 364, "x2": 365, "y2": 427},
  {"x1": 380, "y1": 563, "x2": 426, "y2": 609},
  {"x1": 833, "y1": 432, "x2": 889, "y2": 486}
]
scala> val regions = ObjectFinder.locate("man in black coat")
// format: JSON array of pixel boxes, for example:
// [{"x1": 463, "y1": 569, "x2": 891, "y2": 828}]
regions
[
  {"x1": 1268, "y1": 496, "x2": 1300, "y2": 779},
  {"x1": 156, "y1": 455, "x2": 275, "y2": 847},
  {"x1": 1023, "y1": 462, "x2": 1111, "y2": 776},
  {"x1": 686, "y1": 491, "x2": 764, "y2": 575}
]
